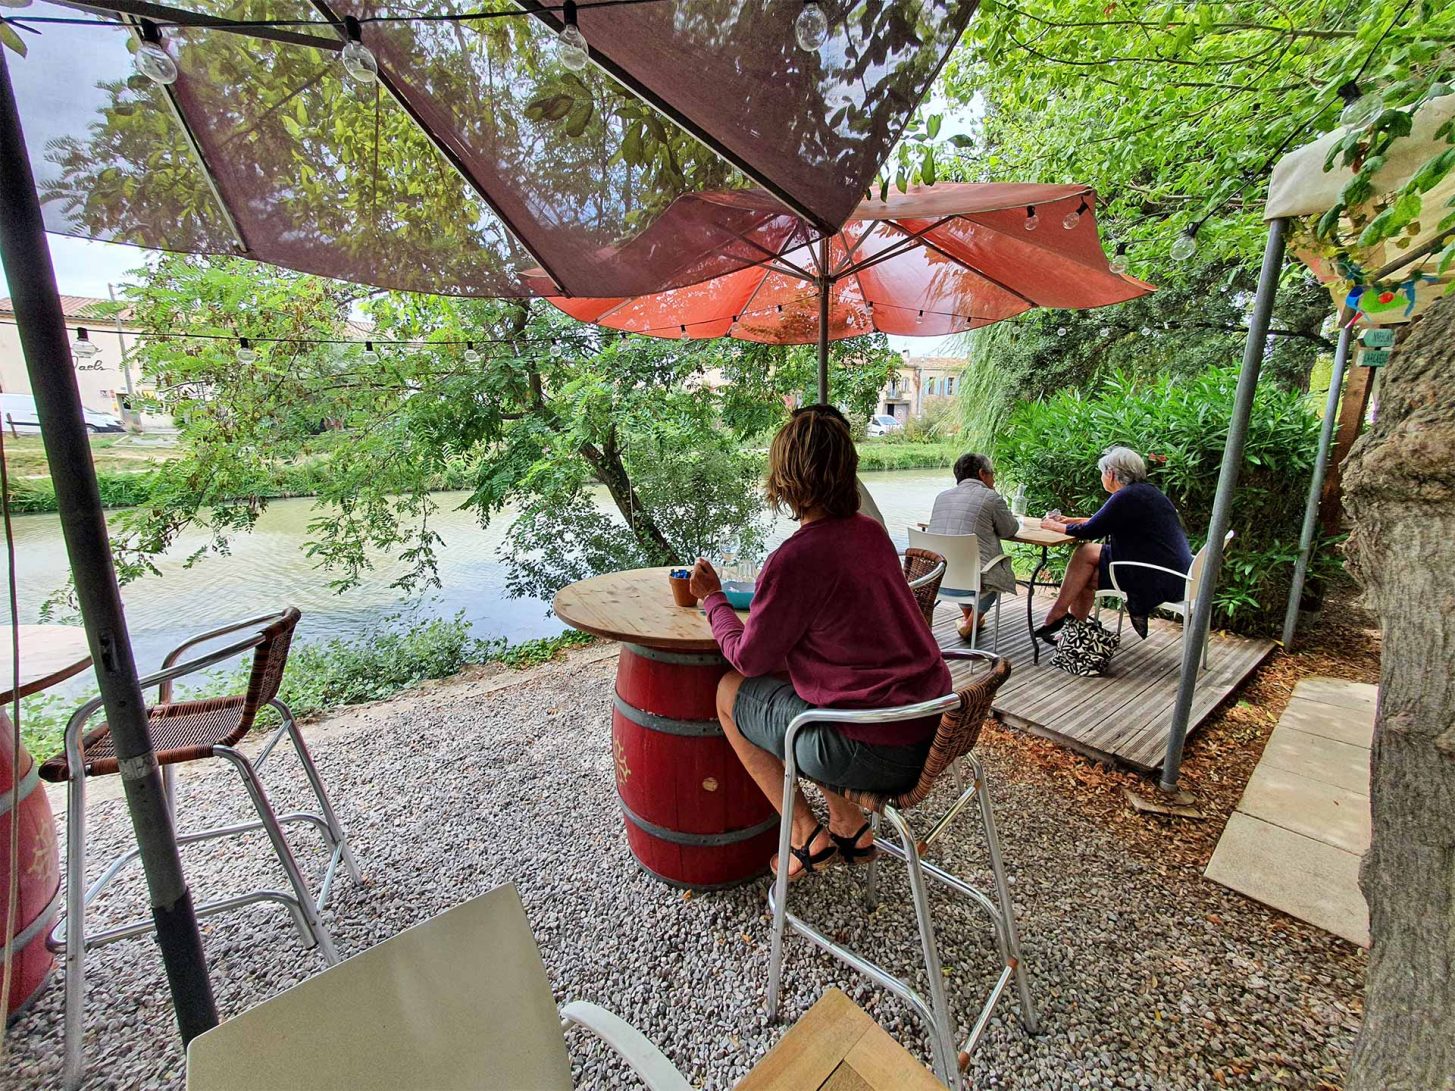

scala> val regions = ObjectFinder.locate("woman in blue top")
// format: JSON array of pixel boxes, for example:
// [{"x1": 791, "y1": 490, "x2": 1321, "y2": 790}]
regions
[{"x1": 1036, "y1": 447, "x2": 1193, "y2": 643}]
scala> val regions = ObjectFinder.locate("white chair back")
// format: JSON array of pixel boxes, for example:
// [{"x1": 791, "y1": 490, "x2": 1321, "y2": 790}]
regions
[
  {"x1": 1187, "y1": 530, "x2": 1236, "y2": 606},
  {"x1": 908, "y1": 528, "x2": 982, "y2": 596}
]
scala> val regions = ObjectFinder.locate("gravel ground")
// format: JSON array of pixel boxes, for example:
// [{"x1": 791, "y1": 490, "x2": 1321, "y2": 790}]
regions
[{"x1": 4, "y1": 645, "x2": 1365, "y2": 1090}]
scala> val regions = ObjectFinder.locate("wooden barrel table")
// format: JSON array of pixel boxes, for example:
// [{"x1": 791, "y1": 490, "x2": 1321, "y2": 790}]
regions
[
  {"x1": 0, "y1": 626, "x2": 90, "y2": 1021},
  {"x1": 554, "y1": 569, "x2": 778, "y2": 889}
]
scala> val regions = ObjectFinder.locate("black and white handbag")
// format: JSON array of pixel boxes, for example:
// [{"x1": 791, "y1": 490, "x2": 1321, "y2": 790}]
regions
[{"x1": 1048, "y1": 617, "x2": 1120, "y2": 677}]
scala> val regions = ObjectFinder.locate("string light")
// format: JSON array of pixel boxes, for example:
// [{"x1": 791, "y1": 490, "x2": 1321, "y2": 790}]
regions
[
  {"x1": 1023, "y1": 205, "x2": 1039, "y2": 232},
  {"x1": 1337, "y1": 80, "x2": 1384, "y2": 130},
  {"x1": 71, "y1": 328, "x2": 100, "y2": 358},
  {"x1": 361, "y1": 340, "x2": 379, "y2": 364},
  {"x1": 134, "y1": 19, "x2": 179, "y2": 86},
  {"x1": 235, "y1": 337, "x2": 257, "y2": 364},
  {"x1": 340, "y1": 16, "x2": 379, "y2": 84},
  {"x1": 678, "y1": 324, "x2": 689, "y2": 339},
  {"x1": 916, "y1": 310, "x2": 924, "y2": 325},
  {"x1": 463, "y1": 342, "x2": 481, "y2": 363},
  {"x1": 1170, "y1": 227, "x2": 1198, "y2": 262},
  {"x1": 1061, "y1": 200, "x2": 1088, "y2": 231},
  {"x1": 795, "y1": 0, "x2": 828, "y2": 52},
  {"x1": 1056, "y1": 326, "x2": 1067, "y2": 337},
  {"x1": 557, "y1": 0, "x2": 590, "y2": 72},
  {"x1": 1109, "y1": 242, "x2": 1128, "y2": 274}
]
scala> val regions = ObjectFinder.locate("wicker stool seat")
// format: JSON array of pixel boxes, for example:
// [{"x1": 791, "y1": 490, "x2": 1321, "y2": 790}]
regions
[
  {"x1": 40, "y1": 697, "x2": 252, "y2": 781},
  {"x1": 766, "y1": 652, "x2": 1037, "y2": 1090}
]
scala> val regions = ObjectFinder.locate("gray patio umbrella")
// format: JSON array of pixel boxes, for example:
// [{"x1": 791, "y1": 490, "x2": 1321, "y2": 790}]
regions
[{"x1": 0, "y1": 0, "x2": 976, "y2": 1057}]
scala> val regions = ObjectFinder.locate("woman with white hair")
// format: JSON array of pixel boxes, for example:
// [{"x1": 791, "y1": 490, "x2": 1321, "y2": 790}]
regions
[{"x1": 1035, "y1": 446, "x2": 1192, "y2": 643}]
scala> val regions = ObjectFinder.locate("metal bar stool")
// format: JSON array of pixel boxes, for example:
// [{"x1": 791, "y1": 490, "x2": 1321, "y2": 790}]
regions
[
  {"x1": 39, "y1": 608, "x2": 361, "y2": 1090},
  {"x1": 765, "y1": 651, "x2": 1036, "y2": 1090}
]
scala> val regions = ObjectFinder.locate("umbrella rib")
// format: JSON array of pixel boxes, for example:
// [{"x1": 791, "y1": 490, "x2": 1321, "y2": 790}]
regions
[
  {"x1": 59, "y1": 0, "x2": 344, "y2": 50},
  {"x1": 839, "y1": 216, "x2": 956, "y2": 279},
  {"x1": 726, "y1": 264, "x2": 775, "y2": 336},
  {"x1": 309, "y1": 0, "x2": 570, "y2": 294},
  {"x1": 890, "y1": 225, "x2": 1040, "y2": 309}
]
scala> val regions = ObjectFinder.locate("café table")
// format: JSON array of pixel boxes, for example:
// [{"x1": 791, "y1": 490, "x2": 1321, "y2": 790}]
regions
[
  {"x1": 0, "y1": 625, "x2": 90, "y2": 1018},
  {"x1": 733, "y1": 987, "x2": 946, "y2": 1091},
  {"x1": 553, "y1": 567, "x2": 778, "y2": 891},
  {"x1": 1009, "y1": 521, "x2": 1076, "y2": 665}
]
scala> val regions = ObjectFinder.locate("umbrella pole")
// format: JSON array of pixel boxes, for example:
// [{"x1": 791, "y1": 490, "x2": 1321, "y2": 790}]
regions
[
  {"x1": 816, "y1": 238, "x2": 830, "y2": 404},
  {"x1": 0, "y1": 48, "x2": 218, "y2": 1062}
]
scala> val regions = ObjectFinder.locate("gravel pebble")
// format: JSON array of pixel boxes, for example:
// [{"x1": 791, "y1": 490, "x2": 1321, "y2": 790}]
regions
[{"x1": 2, "y1": 651, "x2": 1365, "y2": 1089}]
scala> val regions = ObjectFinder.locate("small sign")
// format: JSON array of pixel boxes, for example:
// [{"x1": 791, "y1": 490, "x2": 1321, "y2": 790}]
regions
[
  {"x1": 1359, "y1": 347, "x2": 1391, "y2": 368},
  {"x1": 1360, "y1": 327, "x2": 1395, "y2": 348}
]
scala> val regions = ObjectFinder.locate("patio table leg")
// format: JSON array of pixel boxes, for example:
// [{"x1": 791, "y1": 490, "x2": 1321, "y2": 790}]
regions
[{"x1": 1026, "y1": 546, "x2": 1050, "y2": 664}]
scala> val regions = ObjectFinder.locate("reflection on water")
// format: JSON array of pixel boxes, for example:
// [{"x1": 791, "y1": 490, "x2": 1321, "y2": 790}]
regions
[{"x1": 9, "y1": 467, "x2": 955, "y2": 690}]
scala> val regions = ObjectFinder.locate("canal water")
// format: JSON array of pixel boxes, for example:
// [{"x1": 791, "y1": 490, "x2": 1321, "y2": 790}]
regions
[{"x1": 8, "y1": 467, "x2": 954, "y2": 687}]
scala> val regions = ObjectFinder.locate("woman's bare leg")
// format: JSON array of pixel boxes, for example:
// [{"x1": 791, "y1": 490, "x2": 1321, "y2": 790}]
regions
[
  {"x1": 1043, "y1": 542, "x2": 1102, "y2": 624},
  {"x1": 716, "y1": 672, "x2": 832, "y2": 872}
]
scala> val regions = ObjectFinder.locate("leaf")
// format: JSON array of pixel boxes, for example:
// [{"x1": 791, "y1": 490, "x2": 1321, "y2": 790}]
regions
[
  {"x1": 921, "y1": 146, "x2": 936, "y2": 187},
  {"x1": 926, "y1": 113, "x2": 942, "y2": 139},
  {"x1": 0, "y1": 20, "x2": 27, "y2": 56}
]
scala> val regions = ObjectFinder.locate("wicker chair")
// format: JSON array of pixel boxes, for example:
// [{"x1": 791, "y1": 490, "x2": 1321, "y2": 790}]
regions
[
  {"x1": 40, "y1": 608, "x2": 360, "y2": 1091},
  {"x1": 901, "y1": 547, "x2": 947, "y2": 630},
  {"x1": 765, "y1": 651, "x2": 1037, "y2": 1090}
]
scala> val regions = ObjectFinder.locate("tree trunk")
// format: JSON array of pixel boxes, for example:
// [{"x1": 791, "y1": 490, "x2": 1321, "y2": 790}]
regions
[
  {"x1": 578, "y1": 434, "x2": 673, "y2": 559},
  {"x1": 1342, "y1": 295, "x2": 1455, "y2": 1090}
]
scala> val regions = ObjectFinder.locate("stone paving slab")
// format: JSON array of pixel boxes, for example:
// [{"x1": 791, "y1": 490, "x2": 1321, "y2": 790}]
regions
[
  {"x1": 1205, "y1": 812, "x2": 1370, "y2": 946},
  {"x1": 1205, "y1": 676, "x2": 1375, "y2": 947}
]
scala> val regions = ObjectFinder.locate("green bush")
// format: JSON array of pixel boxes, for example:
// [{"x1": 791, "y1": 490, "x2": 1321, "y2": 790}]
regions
[
  {"x1": 856, "y1": 441, "x2": 960, "y2": 471},
  {"x1": 993, "y1": 368, "x2": 1337, "y2": 635},
  {"x1": 13, "y1": 618, "x2": 595, "y2": 757}
]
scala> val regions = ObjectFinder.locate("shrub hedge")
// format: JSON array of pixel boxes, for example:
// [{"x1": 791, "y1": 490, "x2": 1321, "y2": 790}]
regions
[{"x1": 993, "y1": 367, "x2": 1338, "y2": 636}]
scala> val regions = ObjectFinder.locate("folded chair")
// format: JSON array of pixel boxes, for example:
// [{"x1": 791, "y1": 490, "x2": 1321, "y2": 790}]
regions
[
  {"x1": 186, "y1": 883, "x2": 691, "y2": 1091},
  {"x1": 901, "y1": 547, "x2": 948, "y2": 629},
  {"x1": 40, "y1": 608, "x2": 359, "y2": 1090},
  {"x1": 766, "y1": 651, "x2": 1036, "y2": 1090}
]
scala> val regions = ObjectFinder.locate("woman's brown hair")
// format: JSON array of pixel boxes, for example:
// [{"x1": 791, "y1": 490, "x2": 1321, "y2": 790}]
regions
[{"x1": 764, "y1": 404, "x2": 861, "y2": 521}]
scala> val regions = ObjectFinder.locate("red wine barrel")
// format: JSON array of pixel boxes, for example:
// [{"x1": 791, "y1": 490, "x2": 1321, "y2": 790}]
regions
[
  {"x1": 0, "y1": 710, "x2": 60, "y2": 1020},
  {"x1": 612, "y1": 644, "x2": 778, "y2": 889}
]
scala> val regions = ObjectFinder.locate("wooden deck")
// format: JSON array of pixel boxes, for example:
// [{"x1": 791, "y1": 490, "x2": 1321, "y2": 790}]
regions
[{"x1": 935, "y1": 593, "x2": 1275, "y2": 773}]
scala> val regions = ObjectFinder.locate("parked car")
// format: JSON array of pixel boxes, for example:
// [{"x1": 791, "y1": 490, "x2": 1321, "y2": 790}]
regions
[
  {"x1": 1, "y1": 393, "x2": 125, "y2": 435},
  {"x1": 866, "y1": 413, "x2": 904, "y2": 437}
]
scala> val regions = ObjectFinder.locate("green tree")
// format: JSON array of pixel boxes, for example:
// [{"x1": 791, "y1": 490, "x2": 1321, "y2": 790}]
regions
[{"x1": 110, "y1": 255, "x2": 899, "y2": 602}]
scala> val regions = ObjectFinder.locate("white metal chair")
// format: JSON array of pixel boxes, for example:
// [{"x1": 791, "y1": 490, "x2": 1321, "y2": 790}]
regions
[
  {"x1": 40, "y1": 609, "x2": 360, "y2": 1090},
  {"x1": 1093, "y1": 530, "x2": 1235, "y2": 671},
  {"x1": 765, "y1": 651, "x2": 1037, "y2": 1090},
  {"x1": 186, "y1": 883, "x2": 691, "y2": 1091},
  {"x1": 907, "y1": 527, "x2": 1009, "y2": 652}
]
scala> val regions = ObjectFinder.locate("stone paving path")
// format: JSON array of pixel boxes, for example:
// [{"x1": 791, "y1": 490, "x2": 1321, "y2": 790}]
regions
[{"x1": 1204, "y1": 676, "x2": 1376, "y2": 946}]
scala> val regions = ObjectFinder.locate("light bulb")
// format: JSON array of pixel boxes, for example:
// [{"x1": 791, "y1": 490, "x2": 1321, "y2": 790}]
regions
[
  {"x1": 1023, "y1": 206, "x2": 1039, "y2": 232},
  {"x1": 916, "y1": 310, "x2": 924, "y2": 325},
  {"x1": 679, "y1": 325, "x2": 690, "y2": 339},
  {"x1": 235, "y1": 338, "x2": 257, "y2": 364},
  {"x1": 795, "y1": 0, "x2": 828, "y2": 52},
  {"x1": 361, "y1": 340, "x2": 379, "y2": 365},
  {"x1": 1139, "y1": 326, "x2": 1152, "y2": 336},
  {"x1": 71, "y1": 328, "x2": 99, "y2": 359},
  {"x1": 1056, "y1": 326, "x2": 1067, "y2": 338},
  {"x1": 340, "y1": 17, "x2": 378, "y2": 84},
  {"x1": 1062, "y1": 201, "x2": 1087, "y2": 231},
  {"x1": 1339, "y1": 88, "x2": 1384, "y2": 130},
  {"x1": 134, "y1": 23, "x2": 178, "y2": 86},
  {"x1": 558, "y1": 0, "x2": 589, "y2": 71},
  {"x1": 463, "y1": 343, "x2": 481, "y2": 364},
  {"x1": 1099, "y1": 326, "x2": 1111, "y2": 337},
  {"x1": 1109, "y1": 243, "x2": 1128, "y2": 274},
  {"x1": 1170, "y1": 229, "x2": 1198, "y2": 262}
]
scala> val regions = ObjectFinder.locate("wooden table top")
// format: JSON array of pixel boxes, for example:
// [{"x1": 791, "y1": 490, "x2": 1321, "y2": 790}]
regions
[
  {"x1": 1010, "y1": 520, "x2": 1076, "y2": 548},
  {"x1": 0, "y1": 625, "x2": 92, "y2": 703},
  {"x1": 734, "y1": 988, "x2": 946, "y2": 1091},
  {"x1": 553, "y1": 567, "x2": 746, "y2": 652}
]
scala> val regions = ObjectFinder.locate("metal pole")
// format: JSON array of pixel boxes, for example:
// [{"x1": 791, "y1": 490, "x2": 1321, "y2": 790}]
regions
[
  {"x1": 816, "y1": 237, "x2": 830, "y2": 404},
  {"x1": 1161, "y1": 218, "x2": 1288, "y2": 792},
  {"x1": 0, "y1": 48, "x2": 217, "y2": 1050},
  {"x1": 1281, "y1": 318, "x2": 1353, "y2": 648}
]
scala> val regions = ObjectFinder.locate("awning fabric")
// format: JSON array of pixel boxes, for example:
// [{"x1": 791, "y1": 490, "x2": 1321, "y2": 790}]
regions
[
  {"x1": 550, "y1": 183, "x2": 1154, "y2": 343},
  {"x1": 1266, "y1": 95, "x2": 1454, "y2": 325},
  {"x1": 13, "y1": 0, "x2": 976, "y2": 298}
]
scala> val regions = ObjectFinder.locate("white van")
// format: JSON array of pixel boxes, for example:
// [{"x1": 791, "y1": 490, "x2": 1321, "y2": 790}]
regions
[{"x1": 0, "y1": 393, "x2": 125, "y2": 435}]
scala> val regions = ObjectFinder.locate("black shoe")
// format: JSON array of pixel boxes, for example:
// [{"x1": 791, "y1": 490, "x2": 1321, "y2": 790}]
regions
[
  {"x1": 1129, "y1": 613, "x2": 1149, "y2": 640},
  {"x1": 1033, "y1": 615, "x2": 1069, "y2": 647}
]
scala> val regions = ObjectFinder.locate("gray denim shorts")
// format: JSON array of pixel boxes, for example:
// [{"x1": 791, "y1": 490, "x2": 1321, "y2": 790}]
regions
[{"x1": 732, "y1": 675, "x2": 931, "y2": 794}]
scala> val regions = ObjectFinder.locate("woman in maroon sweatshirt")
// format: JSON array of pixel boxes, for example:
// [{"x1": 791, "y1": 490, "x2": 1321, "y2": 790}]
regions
[{"x1": 690, "y1": 405, "x2": 951, "y2": 881}]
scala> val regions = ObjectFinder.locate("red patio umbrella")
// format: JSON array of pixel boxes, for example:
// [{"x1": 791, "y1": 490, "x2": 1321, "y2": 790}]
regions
[{"x1": 550, "y1": 183, "x2": 1154, "y2": 400}]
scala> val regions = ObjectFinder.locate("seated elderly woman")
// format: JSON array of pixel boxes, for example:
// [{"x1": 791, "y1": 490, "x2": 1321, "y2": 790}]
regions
[
  {"x1": 1036, "y1": 446, "x2": 1193, "y2": 643},
  {"x1": 689, "y1": 405, "x2": 951, "y2": 881}
]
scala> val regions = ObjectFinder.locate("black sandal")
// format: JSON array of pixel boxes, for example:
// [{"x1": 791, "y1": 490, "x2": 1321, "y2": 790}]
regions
[
  {"x1": 1033, "y1": 614, "x2": 1069, "y2": 646},
  {"x1": 830, "y1": 821, "x2": 878, "y2": 866},
  {"x1": 771, "y1": 822, "x2": 837, "y2": 881}
]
